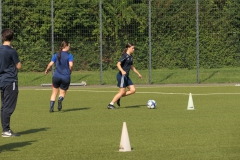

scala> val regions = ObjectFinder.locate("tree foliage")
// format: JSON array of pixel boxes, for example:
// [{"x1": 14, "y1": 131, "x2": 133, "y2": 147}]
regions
[{"x1": 2, "y1": 0, "x2": 240, "y2": 71}]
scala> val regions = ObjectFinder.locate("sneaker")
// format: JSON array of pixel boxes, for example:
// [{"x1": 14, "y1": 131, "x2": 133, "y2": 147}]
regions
[
  {"x1": 58, "y1": 100, "x2": 62, "y2": 111},
  {"x1": 2, "y1": 130, "x2": 20, "y2": 137},
  {"x1": 107, "y1": 104, "x2": 116, "y2": 109},
  {"x1": 49, "y1": 106, "x2": 54, "y2": 113},
  {"x1": 117, "y1": 98, "x2": 121, "y2": 107}
]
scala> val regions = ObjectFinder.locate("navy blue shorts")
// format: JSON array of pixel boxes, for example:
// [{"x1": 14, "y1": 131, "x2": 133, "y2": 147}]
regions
[
  {"x1": 116, "y1": 72, "x2": 133, "y2": 88},
  {"x1": 52, "y1": 76, "x2": 70, "y2": 90}
]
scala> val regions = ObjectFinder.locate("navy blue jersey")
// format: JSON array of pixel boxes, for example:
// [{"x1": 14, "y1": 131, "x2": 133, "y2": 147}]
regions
[
  {"x1": 118, "y1": 53, "x2": 133, "y2": 76},
  {"x1": 0, "y1": 45, "x2": 20, "y2": 87},
  {"x1": 51, "y1": 51, "x2": 73, "y2": 79}
]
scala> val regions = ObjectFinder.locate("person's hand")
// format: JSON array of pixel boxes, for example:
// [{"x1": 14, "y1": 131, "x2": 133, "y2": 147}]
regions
[
  {"x1": 121, "y1": 70, "x2": 126, "y2": 75},
  {"x1": 45, "y1": 70, "x2": 49, "y2": 75},
  {"x1": 138, "y1": 74, "x2": 142, "y2": 79}
]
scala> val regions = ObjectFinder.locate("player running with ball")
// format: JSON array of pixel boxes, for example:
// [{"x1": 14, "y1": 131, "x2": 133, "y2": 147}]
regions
[{"x1": 107, "y1": 42, "x2": 142, "y2": 109}]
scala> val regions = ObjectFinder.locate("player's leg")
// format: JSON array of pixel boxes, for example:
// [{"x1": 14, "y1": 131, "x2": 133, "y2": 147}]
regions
[
  {"x1": 124, "y1": 85, "x2": 136, "y2": 96},
  {"x1": 57, "y1": 89, "x2": 67, "y2": 111},
  {"x1": 50, "y1": 87, "x2": 59, "y2": 101},
  {"x1": 116, "y1": 77, "x2": 135, "y2": 106},
  {"x1": 49, "y1": 87, "x2": 58, "y2": 112},
  {"x1": 108, "y1": 73, "x2": 126, "y2": 109},
  {"x1": 49, "y1": 76, "x2": 61, "y2": 112},
  {"x1": 125, "y1": 76, "x2": 135, "y2": 96},
  {"x1": 108, "y1": 88, "x2": 125, "y2": 109},
  {"x1": 112, "y1": 88, "x2": 126, "y2": 103},
  {"x1": 58, "y1": 78, "x2": 70, "y2": 111},
  {"x1": 122, "y1": 76, "x2": 135, "y2": 96}
]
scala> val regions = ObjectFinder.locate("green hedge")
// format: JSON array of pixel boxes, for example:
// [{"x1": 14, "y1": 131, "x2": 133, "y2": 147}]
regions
[{"x1": 2, "y1": 0, "x2": 240, "y2": 71}]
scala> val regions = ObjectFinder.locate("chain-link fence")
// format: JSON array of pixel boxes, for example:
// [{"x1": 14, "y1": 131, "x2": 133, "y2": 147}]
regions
[{"x1": 0, "y1": 0, "x2": 239, "y2": 84}]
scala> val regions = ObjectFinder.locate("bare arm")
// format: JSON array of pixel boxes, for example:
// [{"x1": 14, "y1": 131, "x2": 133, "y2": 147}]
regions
[
  {"x1": 45, "y1": 61, "x2": 54, "y2": 74},
  {"x1": 117, "y1": 62, "x2": 126, "y2": 75},
  {"x1": 131, "y1": 65, "x2": 142, "y2": 79},
  {"x1": 16, "y1": 62, "x2": 22, "y2": 70},
  {"x1": 69, "y1": 61, "x2": 73, "y2": 74}
]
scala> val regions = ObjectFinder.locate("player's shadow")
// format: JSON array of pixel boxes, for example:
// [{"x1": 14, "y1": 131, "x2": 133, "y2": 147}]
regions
[
  {"x1": 0, "y1": 140, "x2": 37, "y2": 152},
  {"x1": 124, "y1": 105, "x2": 146, "y2": 108},
  {"x1": 62, "y1": 107, "x2": 90, "y2": 112},
  {"x1": 18, "y1": 127, "x2": 50, "y2": 135}
]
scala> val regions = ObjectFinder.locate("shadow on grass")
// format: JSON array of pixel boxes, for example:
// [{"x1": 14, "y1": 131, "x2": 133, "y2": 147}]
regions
[
  {"x1": 18, "y1": 127, "x2": 50, "y2": 135},
  {"x1": 0, "y1": 140, "x2": 37, "y2": 152},
  {"x1": 124, "y1": 105, "x2": 146, "y2": 108},
  {"x1": 62, "y1": 107, "x2": 90, "y2": 112},
  {"x1": 159, "y1": 73, "x2": 174, "y2": 82},
  {"x1": 31, "y1": 75, "x2": 46, "y2": 82},
  {"x1": 201, "y1": 70, "x2": 219, "y2": 82},
  {"x1": 73, "y1": 75, "x2": 90, "y2": 83}
]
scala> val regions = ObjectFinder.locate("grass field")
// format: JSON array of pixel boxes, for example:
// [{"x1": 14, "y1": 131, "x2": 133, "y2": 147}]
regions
[
  {"x1": 18, "y1": 67, "x2": 240, "y2": 86},
  {"x1": 0, "y1": 85, "x2": 240, "y2": 159}
]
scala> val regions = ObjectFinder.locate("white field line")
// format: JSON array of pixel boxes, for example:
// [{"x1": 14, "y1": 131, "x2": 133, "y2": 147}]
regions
[{"x1": 35, "y1": 89, "x2": 240, "y2": 96}]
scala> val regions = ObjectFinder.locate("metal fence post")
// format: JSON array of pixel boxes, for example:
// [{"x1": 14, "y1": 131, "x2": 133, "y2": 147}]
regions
[
  {"x1": 99, "y1": 0, "x2": 103, "y2": 85},
  {"x1": 0, "y1": 0, "x2": 2, "y2": 44},
  {"x1": 51, "y1": 0, "x2": 54, "y2": 73},
  {"x1": 148, "y1": 0, "x2": 152, "y2": 84},
  {"x1": 196, "y1": 0, "x2": 200, "y2": 84}
]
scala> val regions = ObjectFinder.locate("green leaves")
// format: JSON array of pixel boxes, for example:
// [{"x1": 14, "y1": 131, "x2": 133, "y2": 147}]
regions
[{"x1": 2, "y1": 0, "x2": 240, "y2": 71}]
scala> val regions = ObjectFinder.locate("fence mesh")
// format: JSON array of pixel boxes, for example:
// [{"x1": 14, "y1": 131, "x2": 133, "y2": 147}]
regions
[{"x1": 1, "y1": 0, "x2": 239, "y2": 84}]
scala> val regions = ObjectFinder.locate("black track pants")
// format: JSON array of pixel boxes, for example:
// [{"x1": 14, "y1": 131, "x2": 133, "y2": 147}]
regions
[{"x1": 1, "y1": 82, "x2": 19, "y2": 132}]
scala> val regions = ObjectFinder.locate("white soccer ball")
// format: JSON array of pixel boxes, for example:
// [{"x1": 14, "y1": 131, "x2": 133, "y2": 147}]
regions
[{"x1": 147, "y1": 100, "x2": 156, "y2": 109}]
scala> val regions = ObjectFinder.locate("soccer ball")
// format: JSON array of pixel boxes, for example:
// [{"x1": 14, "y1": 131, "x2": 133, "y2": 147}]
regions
[{"x1": 147, "y1": 100, "x2": 156, "y2": 109}]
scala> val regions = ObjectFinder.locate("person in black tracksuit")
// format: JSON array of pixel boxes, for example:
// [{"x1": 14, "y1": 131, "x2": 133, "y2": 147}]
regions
[
  {"x1": 0, "y1": 28, "x2": 22, "y2": 137},
  {"x1": 107, "y1": 42, "x2": 142, "y2": 109}
]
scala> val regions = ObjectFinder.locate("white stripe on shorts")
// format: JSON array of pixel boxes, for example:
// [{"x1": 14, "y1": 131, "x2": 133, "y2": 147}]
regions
[
  {"x1": 120, "y1": 75, "x2": 125, "y2": 88},
  {"x1": 13, "y1": 82, "x2": 15, "y2": 90}
]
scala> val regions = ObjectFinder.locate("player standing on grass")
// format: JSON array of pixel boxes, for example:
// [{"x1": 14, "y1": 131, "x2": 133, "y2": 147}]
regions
[
  {"x1": 107, "y1": 42, "x2": 142, "y2": 109},
  {"x1": 0, "y1": 28, "x2": 22, "y2": 137},
  {"x1": 45, "y1": 40, "x2": 73, "y2": 112}
]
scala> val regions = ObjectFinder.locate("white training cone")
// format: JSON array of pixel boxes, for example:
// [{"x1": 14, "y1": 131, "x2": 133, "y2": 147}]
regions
[
  {"x1": 119, "y1": 122, "x2": 131, "y2": 152},
  {"x1": 187, "y1": 93, "x2": 195, "y2": 110}
]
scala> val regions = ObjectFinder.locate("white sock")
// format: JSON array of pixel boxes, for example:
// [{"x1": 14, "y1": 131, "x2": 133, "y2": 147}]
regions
[{"x1": 110, "y1": 102, "x2": 114, "y2": 105}]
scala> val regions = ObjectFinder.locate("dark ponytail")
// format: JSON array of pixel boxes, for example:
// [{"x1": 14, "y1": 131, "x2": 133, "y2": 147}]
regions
[
  {"x1": 122, "y1": 42, "x2": 133, "y2": 54},
  {"x1": 57, "y1": 40, "x2": 69, "y2": 61}
]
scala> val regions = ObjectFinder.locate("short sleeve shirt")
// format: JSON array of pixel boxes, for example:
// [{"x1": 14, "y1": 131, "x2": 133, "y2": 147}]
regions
[
  {"x1": 0, "y1": 45, "x2": 20, "y2": 87},
  {"x1": 118, "y1": 53, "x2": 133, "y2": 76},
  {"x1": 51, "y1": 51, "x2": 73, "y2": 79}
]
